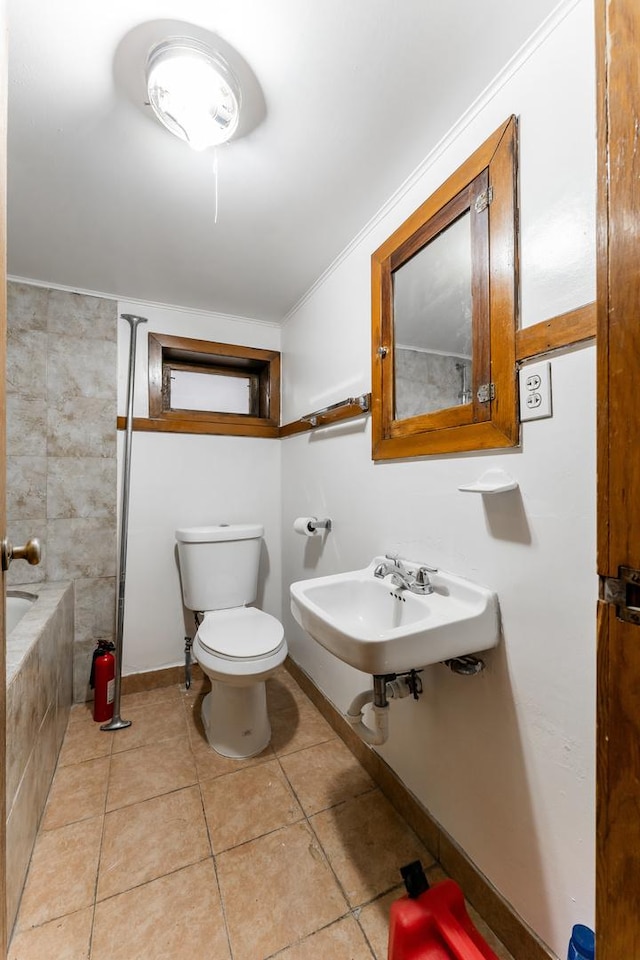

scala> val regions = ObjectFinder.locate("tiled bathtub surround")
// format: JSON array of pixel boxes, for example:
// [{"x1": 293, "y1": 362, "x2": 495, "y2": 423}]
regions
[
  {"x1": 6, "y1": 581, "x2": 74, "y2": 934},
  {"x1": 394, "y1": 348, "x2": 471, "y2": 419},
  {"x1": 9, "y1": 669, "x2": 514, "y2": 960},
  {"x1": 7, "y1": 281, "x2": 118, "y2": 700}
]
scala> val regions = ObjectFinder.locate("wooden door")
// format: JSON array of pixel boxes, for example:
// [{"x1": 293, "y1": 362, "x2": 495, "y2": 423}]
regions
[
  {"x1": 596, "y1": 0, "x2": 640, "y2": 954},
  {"x1": 0, "y1": 1, "x2": 8, "y2": 955}
]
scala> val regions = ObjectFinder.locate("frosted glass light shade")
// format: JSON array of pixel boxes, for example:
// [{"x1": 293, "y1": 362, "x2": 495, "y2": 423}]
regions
[{"x1": 146, "y1": 38, "x2": 241, "y2": 150}]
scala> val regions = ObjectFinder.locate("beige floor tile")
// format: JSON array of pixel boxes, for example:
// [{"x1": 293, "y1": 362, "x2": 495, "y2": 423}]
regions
[
  {"x1": 98, "y1": 785, "x2": 211, "y2": 900},
  {"x1": 217, "y1": 821, "x2": 348, "y2": 960},
  {"x1": 41, "y1": 756, "x2": 109, "y2": 831},
  {"x1": 190, "y1": 726, "x2": 275, "y2": 782},
  {"x1": 180, "y1": 666, "x2": 209, "y2": 701},
  {"x1": 280, "y1": 739, "x2": 375, "y2": 816},
  {"x1": 110, "y1": 699, "x2": 188, "y2": 754},
  {"x1": 57, "y1": 720, "x2": 112, "y2": 766},
  {"x1": 120, "y1": 684, "x2": 182, "y2": 709},
  {"x1": 271, "y1": 700, "x2": 337, "y2": 757},
  {"x1": 310, "y1": 790, "x2": 433, "y2": 907},
  {"x1": 67, "y1": 702, "x2": 95, "y2": 725},
  {"x1": 16, "y1": 817, "x2": 103, "y2": 929},
  {"x1": 357, "y1": 887, "x2": 402, "y2": 959},
  {"x1": 266, "y1": 670, "x2": 311, "y2": 713},
  {"x1": 200, "y1": 759, "x2": 303, "y2": 852},
  {"x1": 427, "y1": 864, "x2": 450, "y2": 885},
  {"x1": 106, "y1": 737, "x2": 197, "y2": 810},
  {"x1": 182, "y1": 677, "x2": 211, "y2": 705},
  {"x1": 182, "y1": 688, "x2": 205, "y2": 727},
  {"x1": 91, "y1": 859, "x2": 230, "y2": 960},
  {"x1": 275, "y1": 916, "x2": 375, "y2": 959},
  {"x1": 8, "y1": 906, "x2": 93, "y2": 960}
]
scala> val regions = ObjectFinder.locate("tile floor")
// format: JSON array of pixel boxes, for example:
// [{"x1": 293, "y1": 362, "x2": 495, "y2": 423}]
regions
[{"x1": 9, "y1": 668, "x2": 514, "y2": 960}]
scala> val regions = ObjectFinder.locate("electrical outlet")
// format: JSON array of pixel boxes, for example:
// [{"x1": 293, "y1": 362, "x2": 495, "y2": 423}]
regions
[{"x1": 519, "y1": 361, "x2": 552, "y2": 421}]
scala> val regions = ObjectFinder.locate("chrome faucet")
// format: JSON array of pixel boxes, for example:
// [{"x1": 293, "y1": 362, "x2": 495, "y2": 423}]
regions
[{"x1": 373, "y1": 554, "x2": 436, "y2": 595}]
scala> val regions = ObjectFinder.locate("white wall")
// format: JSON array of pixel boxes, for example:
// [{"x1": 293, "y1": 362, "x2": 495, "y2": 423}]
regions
[
  {"x1": 280, "y1": 2, "x2": 595, "y2": 957},
  {"x1": 117, "y1": 300, "x2": 282, "y2": 675}
]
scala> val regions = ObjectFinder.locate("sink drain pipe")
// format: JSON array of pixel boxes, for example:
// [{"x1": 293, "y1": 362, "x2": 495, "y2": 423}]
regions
[{"x1": 346, "y1": 673, "x2": 417, "y2": 746}]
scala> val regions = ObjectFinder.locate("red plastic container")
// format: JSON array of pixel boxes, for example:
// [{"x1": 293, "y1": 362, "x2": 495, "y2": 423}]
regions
[{"x1": 388, "y1": 879, "x2": 500, "y2": 960}]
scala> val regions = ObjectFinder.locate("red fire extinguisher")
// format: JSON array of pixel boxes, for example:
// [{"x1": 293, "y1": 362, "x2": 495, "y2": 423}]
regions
[{"x1": 90, "y1": 640, "x2": 116, "y2": 722}]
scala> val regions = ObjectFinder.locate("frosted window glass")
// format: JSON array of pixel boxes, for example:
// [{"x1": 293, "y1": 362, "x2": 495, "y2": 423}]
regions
[{"x1": 170, "y1": 370, "x2": 251, "y2": 414}]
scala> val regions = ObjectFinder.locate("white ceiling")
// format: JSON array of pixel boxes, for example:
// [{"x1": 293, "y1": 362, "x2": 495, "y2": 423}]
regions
[{"x1": 8, "y1": 0, "x2": 561, "y2": 323}]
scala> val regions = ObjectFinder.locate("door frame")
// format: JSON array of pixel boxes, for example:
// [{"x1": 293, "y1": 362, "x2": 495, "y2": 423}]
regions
[
  {"x1": 595, "y1": 0, "x2": 640, "y2": 955},
  {"x1": 0, "y1": 1, "x2": 635, "y2": 957},
  {"x1": 0, "y1": 0, "x2": 8, "y2": 954}
]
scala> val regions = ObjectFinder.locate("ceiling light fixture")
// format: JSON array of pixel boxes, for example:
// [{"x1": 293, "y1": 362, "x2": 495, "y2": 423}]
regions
[{"x1": 146, "y1": 37, "x2": 241, "y2": 151}]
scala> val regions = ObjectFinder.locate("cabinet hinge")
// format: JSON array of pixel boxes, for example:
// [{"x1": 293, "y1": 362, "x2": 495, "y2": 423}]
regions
[
  {"x1": 600, "y1": 566, "x2": 640, "y2": 625},
  {"x1": 477, "y1": 382, "x2": 495, "y2": 403},
  {"x1": 474, "y1": 186, "x2": 493, "y2": 213}
]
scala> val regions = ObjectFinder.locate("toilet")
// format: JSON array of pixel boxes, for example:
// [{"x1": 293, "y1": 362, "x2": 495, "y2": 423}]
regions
[{"x1": 175, "y1": 523, "x2": 287, "y2": 759}]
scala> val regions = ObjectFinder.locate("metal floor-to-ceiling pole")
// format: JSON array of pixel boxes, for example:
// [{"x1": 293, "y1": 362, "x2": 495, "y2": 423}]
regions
[{"x1": 101, "y1": 313, "x2": 147, "y2": 732}]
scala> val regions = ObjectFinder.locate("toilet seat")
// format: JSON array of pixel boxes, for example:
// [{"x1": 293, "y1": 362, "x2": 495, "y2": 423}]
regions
[
  {"x1": 193, "y1": 607, "x2": 287, "y2": 684},
  {"x1": 197, "y1": 607, "x2": 283, "y2": 658}
]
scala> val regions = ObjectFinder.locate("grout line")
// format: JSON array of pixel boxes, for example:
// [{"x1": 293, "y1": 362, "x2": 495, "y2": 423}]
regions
[
  {"x1": 109, "y1": 729, "x2": 191, "y2": 758},
  {"x1": 269, "y1": 685, "x2": 380, "y2": 924},
  {"x1": 274, "y1": 745, "x2": 355, "y2": 920},
  {"x1": 15, "y1": 673, "x2": 475, "y2": 959},
  {"x1": 188, "y1": 694, "x2": 236, "y2": 959},
  {"x1": 271, "y1": 734, "x2": 338, "y2": 760},
  {"x1": 207, "y1": 812, "x2": 307, "y2": 858},
  {"x1": 267, "y1": 675, "x2": 429, "y2": 960},
  {"x1": 101, "y1": 777, "x2": 200, "y2": 816},
  {"x1": 262, "y1": 913, "x2": 376, "y2": 959},
  {"x1": 87, "y1": 740, "x2": 113, "y2": 959},
  {"x1": 199, "y1": 804, "x2": 235, "y2": 958},
  {"x1": 91, "y1": 854, "x2": 214, "y2": 907}
]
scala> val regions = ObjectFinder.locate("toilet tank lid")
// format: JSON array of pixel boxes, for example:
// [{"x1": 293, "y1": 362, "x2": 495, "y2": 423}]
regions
[{"x1": 175, "y1": 523, "x2": 263, "y2": 543}]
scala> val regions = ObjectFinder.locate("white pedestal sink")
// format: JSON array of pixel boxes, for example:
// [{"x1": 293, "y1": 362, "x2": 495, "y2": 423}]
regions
[{"x1": 290, "y1": 557, "x2": 499, "y2": 675}]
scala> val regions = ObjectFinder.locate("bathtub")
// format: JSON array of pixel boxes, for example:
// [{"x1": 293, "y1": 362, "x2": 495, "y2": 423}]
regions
[
  {"x1": 7, "y1": 590, "x2": 36, "y2": 637},
  {"x1": 5, "y1": 580, "x2": 74, "y2": 935}
]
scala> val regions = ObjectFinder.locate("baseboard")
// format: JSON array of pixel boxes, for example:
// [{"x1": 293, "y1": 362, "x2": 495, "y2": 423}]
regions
[
  {"x1": 121, "y1": 663, "x2": 204, "y2": 695},
  {"x1": 284, "y1": 656, "x2": 555, "y2": 960}
]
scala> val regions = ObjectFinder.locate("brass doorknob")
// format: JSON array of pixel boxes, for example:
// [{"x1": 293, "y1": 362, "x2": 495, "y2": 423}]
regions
[{"x1": 1, "y1": 537, "x2": 41, "y2": 572}]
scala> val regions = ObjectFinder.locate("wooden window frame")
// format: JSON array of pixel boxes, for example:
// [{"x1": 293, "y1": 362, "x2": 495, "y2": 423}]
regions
[
  {"x1": 148, "y1": 333, "x2": 280, "y2": 436},
  {"x1": 371, "y1": 115, "x2": 519, "y2": 459}
]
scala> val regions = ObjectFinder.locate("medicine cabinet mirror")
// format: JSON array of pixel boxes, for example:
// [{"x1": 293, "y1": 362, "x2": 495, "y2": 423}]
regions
[{"x1": 371, "y1": 116, "x2": 518, "y2": 459}]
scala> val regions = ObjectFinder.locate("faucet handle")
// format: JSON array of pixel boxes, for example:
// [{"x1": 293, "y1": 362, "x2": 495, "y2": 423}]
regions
[
  {"x1": 414, "y1": 565, "x2": 436, "y2": 593},
  {"x1": 385, "y1": 552, "x2": 400, "y2": 565}
]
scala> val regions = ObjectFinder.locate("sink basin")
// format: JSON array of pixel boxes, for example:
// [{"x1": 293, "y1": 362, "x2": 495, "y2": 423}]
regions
[{"x1": 290, "y1": 558, "x2": 499, "y2": 674}]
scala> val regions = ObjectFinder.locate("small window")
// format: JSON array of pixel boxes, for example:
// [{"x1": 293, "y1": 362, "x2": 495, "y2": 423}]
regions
[
  {"x1": 166, "y1": 365, "x2": 255, "y2": 416},
  {"x1": 148, "y1": 333, "x2": 280, "y2": 437}
]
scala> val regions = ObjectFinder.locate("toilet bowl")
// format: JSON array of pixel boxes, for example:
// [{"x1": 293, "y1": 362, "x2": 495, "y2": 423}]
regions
[
  {"x1": 176, "y1": 523, "x2": 287, "y2": 759},
  {"x1": 193, "y1": 606, "x2": 286, "y2": 757}
]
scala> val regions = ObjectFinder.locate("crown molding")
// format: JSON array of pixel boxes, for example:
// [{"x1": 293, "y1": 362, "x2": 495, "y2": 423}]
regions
[{"x1": 282, "y1": 0, "x2": 582, "y2": 326}]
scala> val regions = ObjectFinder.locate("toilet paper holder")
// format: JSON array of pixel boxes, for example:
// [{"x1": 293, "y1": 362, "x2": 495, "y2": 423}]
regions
[
  {"x1": 308, "y1": 517, "x2": 332, "y2": 532},
  {"x1": 294, "y1": 516, "x2": 333, "y2": 535}
]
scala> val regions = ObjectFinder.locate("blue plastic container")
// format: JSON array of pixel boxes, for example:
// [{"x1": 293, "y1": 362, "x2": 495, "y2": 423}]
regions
[{"x1": 568, "y1": 924, "x2": 595, "y2": 960}]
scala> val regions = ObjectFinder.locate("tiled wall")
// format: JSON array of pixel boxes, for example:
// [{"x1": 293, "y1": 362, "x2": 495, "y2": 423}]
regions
[
  {"x1": 7, "y1": 281, "x2": 118, "y2": 699},
  {"x1": 6, "y1": 581, "x2": 74, "y2": 933}
]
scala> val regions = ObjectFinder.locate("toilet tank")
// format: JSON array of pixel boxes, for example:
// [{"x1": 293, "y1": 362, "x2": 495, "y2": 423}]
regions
[{"x1": 175, "y1": 523, "x2": 263, "y2": 611}]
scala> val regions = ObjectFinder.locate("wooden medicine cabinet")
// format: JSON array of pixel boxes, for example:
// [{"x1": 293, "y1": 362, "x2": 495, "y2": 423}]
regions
[{"x1": 371, "y1": 116, "x2": 518, "y2": 459}]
